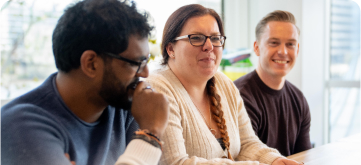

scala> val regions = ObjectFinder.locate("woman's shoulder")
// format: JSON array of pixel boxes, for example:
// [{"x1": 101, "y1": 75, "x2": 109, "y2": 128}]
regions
[
  {"x1": 146, "y1": 66, "x2": 182, "y2": 93},
  {"x1": 214, "y1": 71, "x2": 238, "y2": 90},
  {"x1": 214, "y1": 71, "x2": 242, "y2": 103},
  {"x1": 147, "y1": 67, "x2": 173, "y2": 83},
  {"x1": 148, "y1": 66, "x2": 168, "y2": 78}
]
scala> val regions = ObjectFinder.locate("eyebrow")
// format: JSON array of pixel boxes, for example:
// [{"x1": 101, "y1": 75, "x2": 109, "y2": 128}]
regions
[
  {"x1": 268, "y1": 38, "x2": 298, "y2": 42},
  {"x1": 288, "y1": 39, "x2": 298, "y2": 42},
  {"x1": 189, "y1": 32, "x2": 222, "y2": 35}
]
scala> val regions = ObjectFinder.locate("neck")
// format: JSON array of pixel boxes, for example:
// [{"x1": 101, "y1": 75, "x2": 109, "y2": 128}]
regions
[
  {"x1": 255, "y1": 68, "x2": 285, "y2": 90},
  {"x1": 168, "y1": 63, "x2": 209, "y2": 97},
  {"x1": 56, "y1": 71, "x2": 107, "y2": 123}
]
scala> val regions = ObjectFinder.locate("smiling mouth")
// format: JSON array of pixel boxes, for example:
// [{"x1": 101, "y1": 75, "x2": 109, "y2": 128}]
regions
[
  {"x1": 273, "y1": 60, "x2": 288, "y2": 64},
  {"x1": 200, "y1": 58, "x2": 215, "y2": 61}
]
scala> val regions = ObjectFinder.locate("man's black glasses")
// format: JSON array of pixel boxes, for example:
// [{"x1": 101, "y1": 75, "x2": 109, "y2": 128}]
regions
[{"x1": 103, "y1": 52, "x2": 150, "y2": 74}]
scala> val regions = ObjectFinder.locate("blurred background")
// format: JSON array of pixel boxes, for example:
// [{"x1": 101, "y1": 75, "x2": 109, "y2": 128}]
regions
[{"x1": 1, "y1": 0, "x2": 360, "y2": 148}]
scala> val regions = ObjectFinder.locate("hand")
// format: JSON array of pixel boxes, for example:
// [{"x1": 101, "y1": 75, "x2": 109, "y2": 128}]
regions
[
  {"x1": 271, "y1": 158, "x2": 302, "y2": 165},
  {"x1": 65, "y1": 153, "x2": 76, "y2": 165},
  {"x1": 131, "y1": 81, "x2": 169, "y2": 138}
]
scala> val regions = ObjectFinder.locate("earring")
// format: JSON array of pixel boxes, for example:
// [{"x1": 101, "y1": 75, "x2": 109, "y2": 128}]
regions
[{"x1": 170, "y1": 54, "x2": 175, "y2": 58}]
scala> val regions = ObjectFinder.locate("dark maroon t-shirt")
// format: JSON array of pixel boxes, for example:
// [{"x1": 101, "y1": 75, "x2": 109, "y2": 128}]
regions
[{"x1": 234, "y1": 70, "x2": 312, "y2": 156}]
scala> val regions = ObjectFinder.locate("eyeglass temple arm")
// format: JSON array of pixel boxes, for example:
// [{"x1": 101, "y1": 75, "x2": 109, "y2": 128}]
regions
[{"x1": 174, "y1": 35, "x2": 189, "y2": 40}]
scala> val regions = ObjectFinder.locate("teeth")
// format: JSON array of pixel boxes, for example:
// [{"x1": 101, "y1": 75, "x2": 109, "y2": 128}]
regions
[{"x1": 274, "y1": 60, "x2": 287, "y2": 64}]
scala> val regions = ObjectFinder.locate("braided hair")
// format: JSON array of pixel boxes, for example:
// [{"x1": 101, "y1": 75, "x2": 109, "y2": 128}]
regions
[{"x1": 206, "y1": 77, "x2": 234, "y2": 161}]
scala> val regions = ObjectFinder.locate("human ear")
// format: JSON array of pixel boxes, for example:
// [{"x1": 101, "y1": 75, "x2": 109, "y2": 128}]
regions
[
  {"x1": 254, "y1": 41, "x2": 260, "y2": 57},
  {"x1": 296, "y1": 43, "x2": 300, "y2": 57},
  {"x1": 80, "y1": 50, "x2": 103, "y2": 78},
  {"x1": 166, "y1": 43, "x2": 175, "y2": 58}
]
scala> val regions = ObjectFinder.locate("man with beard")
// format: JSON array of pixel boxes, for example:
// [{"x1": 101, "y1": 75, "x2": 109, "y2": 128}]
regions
[{"x1": 1, "y1": 0, "x2": 169, "y2": 165}]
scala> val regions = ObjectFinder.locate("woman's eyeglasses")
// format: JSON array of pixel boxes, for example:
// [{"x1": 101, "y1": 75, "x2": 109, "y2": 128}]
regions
[
  {"x1": 174, "y1": 34, "x2": 226, "y2": 47},
  {"x1": 103, "y1": 52, "x2": 150, "y2": 74}
]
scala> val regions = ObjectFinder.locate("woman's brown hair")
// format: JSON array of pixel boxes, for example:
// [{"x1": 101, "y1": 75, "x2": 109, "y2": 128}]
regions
[
  {"x1": 207, "y1": 77, "x2": 233, "y2": 160},
  {"x1": 161, "y1": 4, "x2": 224, "y2": 65}
]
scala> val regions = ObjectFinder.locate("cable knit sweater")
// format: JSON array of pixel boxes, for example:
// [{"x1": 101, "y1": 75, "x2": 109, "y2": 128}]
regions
[{"x1": 146, "y1": 66, "x2": 283, "y2": 165}]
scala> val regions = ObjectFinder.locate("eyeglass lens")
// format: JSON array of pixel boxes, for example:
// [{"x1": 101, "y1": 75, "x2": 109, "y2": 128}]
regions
[
  {"x1": 189, "y1": 35, "x2": 224, "y2": 46},
  {"x1": 136, "y1": 59, "x2": 149, "y2": 74}
]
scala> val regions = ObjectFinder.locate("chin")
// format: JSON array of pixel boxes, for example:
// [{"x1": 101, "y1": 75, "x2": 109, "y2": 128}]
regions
[
  {"x1": 272, "y1": 70, "x2": 289, "y2": 78},
  {"x1": 200, "y1": 68, "x2": 217, "y2": 78}
]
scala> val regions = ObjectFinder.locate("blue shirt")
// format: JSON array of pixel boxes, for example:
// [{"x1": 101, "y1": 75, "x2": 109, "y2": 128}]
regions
[{"x1": 1, "y1": 73, "x2": 139, "y2": 165}]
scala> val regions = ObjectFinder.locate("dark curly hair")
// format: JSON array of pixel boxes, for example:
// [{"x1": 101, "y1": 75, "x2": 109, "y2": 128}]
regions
[{"x1": 52, "y1": 0, "x2": 153, "y2": 72}]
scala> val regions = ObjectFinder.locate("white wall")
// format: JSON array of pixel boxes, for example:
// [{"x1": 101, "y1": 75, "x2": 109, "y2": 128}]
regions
[
  {"x1": 224, "y1": 0, "x2": 249, "y2": 49},
  {"x1": 301, "y1": 0, "x2": 327, "y2": 147}
]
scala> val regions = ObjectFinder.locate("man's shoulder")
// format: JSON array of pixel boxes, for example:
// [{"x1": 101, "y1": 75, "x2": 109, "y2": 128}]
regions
[
  {"x1": 2, "y1": 103, "x2": 60, "y2": 126},
  {"x1": 1, "y1": 74, "x2": 66, "y2": 127},
  {"x1": 1, "y1": 103, "x2": 68, "y2": 147},
  {"x1": 233, "y1": 71, "x2": 260, "y2": 97},
  {"x1": 283, "y1": 80, "x2": 310, "y2": 111},
  {"x1": 2, "y1": 73, "x2": 57, "y2": 107},
  {"x1": 284, "y1": 80, "x2": 306, "y2": 98},
  {"x1": 233, "y1": 70, "x2": 256, "y2": 89},
  {"x1": 2, "y1": 90, "x2": 51, "y2": 112}
]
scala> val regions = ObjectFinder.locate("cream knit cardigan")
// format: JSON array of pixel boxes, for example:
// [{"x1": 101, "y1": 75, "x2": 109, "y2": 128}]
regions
[{"x1": 146, "y1": 66, "x2": 283, "y2": 165}]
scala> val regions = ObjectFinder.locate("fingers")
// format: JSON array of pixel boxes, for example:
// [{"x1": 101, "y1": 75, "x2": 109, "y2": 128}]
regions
[
  {"x1": 285, "y1": 159, "x2": 302, "y2": 165},
  {"x1": 131, "y1": 82, "x2": 169, "y2": 137},
  {"x1": 142, "y1": 86, "x2": 154, "y2": 92},
  {"x1": 133, "y1": 81, "x2": 156, "y2": 95},
  {"x1": 272, "y1": 158, "x2": 301, "y2": 165}
]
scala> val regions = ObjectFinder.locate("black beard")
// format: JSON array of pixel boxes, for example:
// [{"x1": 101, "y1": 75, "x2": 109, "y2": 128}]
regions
[{"x1": 99, "y1": 66, "x2": 138, "y2": 110}]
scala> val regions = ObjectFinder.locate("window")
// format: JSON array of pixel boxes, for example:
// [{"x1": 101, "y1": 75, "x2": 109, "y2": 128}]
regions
[
  {"x1": 0, "y1": 0, "x2": 221, "y2": 104},
  {"x1": 327, "y1": 0, "x2": 360, "y2": 142},
  {"x1": 1, "y1": 0, "x2": 76, "y2": 102}
]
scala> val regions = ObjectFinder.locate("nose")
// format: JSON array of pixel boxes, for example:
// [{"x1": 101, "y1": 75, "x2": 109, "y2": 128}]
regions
[
  {"x1": 202, "y1": 37, "x2": 214, "y2": 52},
  {"x1": 136, "y1": 65, "x2": 149, "y2": 78},
  {"x1": 278, "y1": 44, "x2": 288, "y2": 56}
]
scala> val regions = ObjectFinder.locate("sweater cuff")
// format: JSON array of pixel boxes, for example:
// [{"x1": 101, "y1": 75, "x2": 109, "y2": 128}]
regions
[
  {"x1": 115, "y1": 139, "x2": 162, "y2": 165},
  {"x1": 258, "y1": 152, "x2": 284, "y2": 165}
]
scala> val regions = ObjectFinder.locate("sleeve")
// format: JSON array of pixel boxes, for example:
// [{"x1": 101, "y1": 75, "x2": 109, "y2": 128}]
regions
[
  {"x1": 115, "y1": 95, "x2": 162, "y2": 165},
  {"x1": 1, "y1": 104, "x2": 74, "y2": 165},
  {"x1": 146, "y1": 74, "x2": 262, "y2": 165},
  {"x1": 293, "y1": 96, "x2": 312, "y2": 153},
  {"x1": 114, "y1": 139, "x2": 162, "y2": 165},
  {"x1": 233, "y1": 87, "x2": 284, "y2": 164}
]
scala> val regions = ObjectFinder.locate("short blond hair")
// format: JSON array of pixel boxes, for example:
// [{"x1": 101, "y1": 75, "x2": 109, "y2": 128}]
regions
[{"x1": 255, "y1": 10, "x2": 300, "y2": 41}]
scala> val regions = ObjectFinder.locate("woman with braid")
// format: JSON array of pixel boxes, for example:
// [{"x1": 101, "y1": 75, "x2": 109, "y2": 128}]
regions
[{"x1": 146, "y1": 4, "x2": 302, "y2": 165}]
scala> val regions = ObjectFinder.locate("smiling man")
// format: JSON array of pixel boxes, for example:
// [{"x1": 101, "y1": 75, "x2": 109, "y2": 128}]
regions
[
  {"x1": 234, "y1": 10, "x2": 312, "y2": 156},
  {"x1": 1, "y1": 0, "x2": 169, "y2": 165}
]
